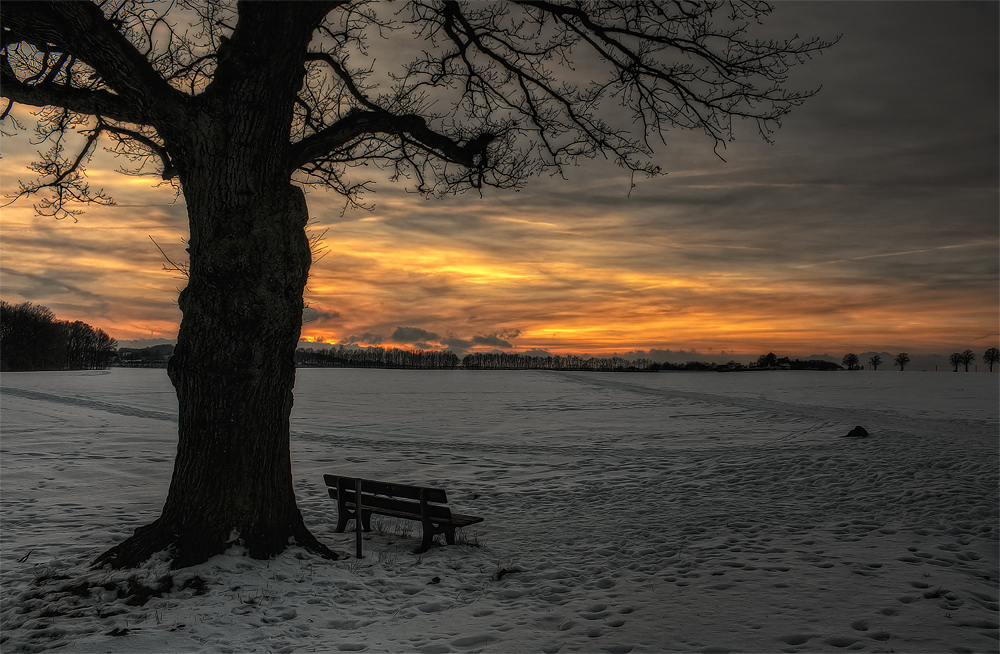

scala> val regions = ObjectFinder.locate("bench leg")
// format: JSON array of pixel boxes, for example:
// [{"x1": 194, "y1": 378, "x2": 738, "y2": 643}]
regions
[
  {"x1": 445, "y1": 526, "x2": 456, "y2": 545},
  {"x1": 336, "y1": 507, "x2": 372, "y2": 533},
  {"x1": 417, "y1": 529, "x2": 434, "y2": 554}
]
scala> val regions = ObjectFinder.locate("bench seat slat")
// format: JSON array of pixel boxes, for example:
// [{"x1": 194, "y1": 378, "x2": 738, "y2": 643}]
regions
[
  {"x1": 333, "y1": 490, "x2": 453, "y2": 521},
  {"x1": 446, "y1": 512, "x2": 485, "y2": 527},
  {"x1": 328, "y1": 488, "x2": 482, "y2": 526},
  {"x1": 342, "y1": 504, "x2": 435, "y2": 524},
  {"x1": 342, "y1": 503, "x2": 482, "y2": 527}
]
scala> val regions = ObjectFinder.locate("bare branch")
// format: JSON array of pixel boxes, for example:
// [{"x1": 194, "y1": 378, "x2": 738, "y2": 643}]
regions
[
  {"x1": 1, "y1": 51, "x2": 148, "y2": 124},
  {"x1": 100, "y1": 123, "x2": 176, "y2": 180},
  {"x1": 4, "y1": 124, "x2": 114, "y2": 221},
  {"x1": 149, "y1": 235, "x2": 189, "y2": 278},
  {"x1": 1, "y1": 0, "x2": 186, "y2": 126},
  {"x1": 289, "y1": 108, "x2": 495, "y2": 175}
]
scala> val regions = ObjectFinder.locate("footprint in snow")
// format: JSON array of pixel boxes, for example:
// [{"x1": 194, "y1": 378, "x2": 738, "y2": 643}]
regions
[
  {"x1": 261, "y1": 607, "x2": 297, "y2": 623},
  {"x1": 450, "y1": 634, "x2": 491, "y2": 648},
  {"x1": 581, "y1": 603, "x2": 609, "y2": 620}
]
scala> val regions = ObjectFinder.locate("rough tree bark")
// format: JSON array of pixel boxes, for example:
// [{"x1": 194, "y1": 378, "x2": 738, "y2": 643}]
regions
[{"x1": 95, "y1": 178, "x2": 334, "y2": 568}]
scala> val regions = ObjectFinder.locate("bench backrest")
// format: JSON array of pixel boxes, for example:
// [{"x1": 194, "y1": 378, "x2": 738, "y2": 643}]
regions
[
  {"x1": 323, "y1": 474, "x2": 449, "y2": 503},
  {"x1": 323, "y1": 473, "x2": 452, "y2": 520}
]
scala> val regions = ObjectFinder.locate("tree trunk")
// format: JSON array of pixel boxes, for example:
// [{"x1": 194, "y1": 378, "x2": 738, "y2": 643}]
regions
[
  {"x1": 94, "y1": 106, "x2": 337, "y2": 569},
  {"x1": 92, "y1": 3, "x2": 341, "y2": 570},
  {"x1": 95, "y1": 176, "x2": 339, "y2": 568},
  {"x1": 94, "y1": 175, "x2": 338, "y2": 568}
]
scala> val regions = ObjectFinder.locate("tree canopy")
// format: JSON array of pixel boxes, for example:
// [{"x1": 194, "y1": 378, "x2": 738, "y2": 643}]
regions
[{"x1": 2, "y1": 0, "x2": 833, "y2": 217}]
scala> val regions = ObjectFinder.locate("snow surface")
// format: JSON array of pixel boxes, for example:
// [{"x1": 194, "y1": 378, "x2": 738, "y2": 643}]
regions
[{"x1": 1, "y1": 368, "x2": 997, "y2": 653}]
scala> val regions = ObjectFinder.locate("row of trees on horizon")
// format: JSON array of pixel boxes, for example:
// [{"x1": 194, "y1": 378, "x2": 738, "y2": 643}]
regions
[
  {"x1": 947, "y1": 349, "x2": 999, "y2": 372},
  {"x1": 839, "y1": 349, "x2": 1000, "y2": 372},
  {"x1": 143, "y1": 346, "x2": 1000, "y2": 372},
  {"x1": 3, "y1": 302, "x2": 998, "y2": 373},
  {"x1": 295, "y1": 345, "x2": 461, "y2": 369},
  {"x1": 0, "y1": 301, "x2": 117, "y2": 372},
  {"x1": 298, "y1": 348, "x2": 999, "y2": 373},
  {"x1": 462, "y1": 351, "x2": 656, "y2": 371},
  {"x1": 297, "y1": 347, "x2": 677, "y2": 371}
]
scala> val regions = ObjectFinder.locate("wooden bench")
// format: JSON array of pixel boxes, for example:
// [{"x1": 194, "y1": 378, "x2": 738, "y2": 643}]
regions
[{"x1": 323, "y1": 473, "x2": 484, "y2": 553}]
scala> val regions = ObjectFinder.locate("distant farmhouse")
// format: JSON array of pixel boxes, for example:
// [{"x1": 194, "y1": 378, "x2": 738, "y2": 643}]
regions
[{"x1": 116, "y1": 344, "x2": 174, "y2": 368}]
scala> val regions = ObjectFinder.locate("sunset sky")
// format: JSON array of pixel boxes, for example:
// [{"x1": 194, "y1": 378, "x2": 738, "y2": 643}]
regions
[{"x1": 1, "y1": 2, "x2": 997, "y2": 362}]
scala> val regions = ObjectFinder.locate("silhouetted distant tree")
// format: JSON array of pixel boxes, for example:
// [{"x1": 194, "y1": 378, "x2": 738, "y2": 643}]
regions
[
  {"x1": 0, "y1": 301, "x2": 116, "y2": 371},
  {"x1": 64, "y1": 319, "x2": 115, "y2": 369},
  {"x1": 756, "y1": 352, "x2": 779, "y2": 368},
  {"x1": 1, "y1": 301, "x2": 62, "y2": 370},
  {"x1": 948, "y1": 352, "x2": 963, "y2": 372},
  {"x1": 960, "y1": 349, "x2": 975, "y2": 372},
  {"x1": 868, "y1": 354, "x2": 883, "y2": 371},
  {"x1": 786, "y1": 358, "x2": 840, "y2": 371},
  {"x1": 984, "y1": 348, "x2": 1000, "y2": 372},
  {"x1": 894, "y1": 352, "x2": 910, "y2": 371},
  {"x1": 842, "y1": 353, "x2": 860, "y2": 370},
  {"x1": 2, "y1": 0, "x2": 833, "y2": 569},
  {"x1": 89, "y1": 326, "x2": 116, "y2": 368}
]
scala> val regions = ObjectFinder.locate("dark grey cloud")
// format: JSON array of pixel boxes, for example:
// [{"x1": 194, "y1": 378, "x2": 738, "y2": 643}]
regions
[
  {"x1": 338, "y1": 332, "x2": 383, "y2": 346},
  {"x1": 388, "y1": 329, "x2": 524, "y2": 355},
  {"x1": 392, "y1": 326, "x2": 441, "y2": 344},
  {"x1": 472, "y1": 333, "x2": 513, "y2": 348},
  {"x1": 302, "y1": 306, "x2": 340, "y2": 324},
  {"x1": 758, "y1": 2, "x2": 999, "y2": 188},
  {"x1": 442, "y1": 336, "x2": 474, "y2": 352}
]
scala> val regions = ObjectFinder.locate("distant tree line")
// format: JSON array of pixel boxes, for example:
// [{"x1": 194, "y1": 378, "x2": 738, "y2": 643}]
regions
[
  {"x1": 295, "y1": 349, "x2": 704, "y2": 371},
  {"x1": 295, "y1": 346, "x2": 460, "y2": 369},
  {"x1": 114, "y1": 344, "x2": 1000, "y2": 373},
  {"x1": 837, "y1": 349, "x2": 999, "y2": 372},
  {"x1": 947, "y1": 348, "x2": 999, "y2": 372},
  {"x1": 0, "y1": 301, "x2": 116, "y2": 371},
  {"x1": 117, "y1": 344, "x2": 175, "y2": 368},
  {"x1": 745, "y1": 353, "x2": 841, "y2": 371},
  {"x1": 462, "y1": 352, "x2": 658, "y2": 371}
]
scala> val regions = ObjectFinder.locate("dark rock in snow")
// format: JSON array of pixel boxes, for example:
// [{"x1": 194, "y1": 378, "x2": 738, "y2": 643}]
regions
[{"x1": 845, "y1": 425, "x2": 869, "y2": 438}]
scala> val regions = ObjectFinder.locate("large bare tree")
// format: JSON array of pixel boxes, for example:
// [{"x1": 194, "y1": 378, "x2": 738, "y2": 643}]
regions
[{"x1": 2, "y1": 0, "x2": 833, "y2": 568}]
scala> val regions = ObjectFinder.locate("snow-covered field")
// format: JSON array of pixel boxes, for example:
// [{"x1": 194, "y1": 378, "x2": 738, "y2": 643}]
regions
[{"x1": 1, "y1": 368, "x2": 997, "y2": 653}]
